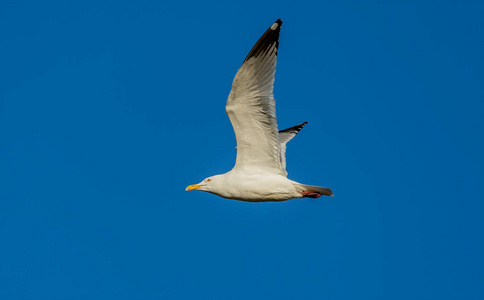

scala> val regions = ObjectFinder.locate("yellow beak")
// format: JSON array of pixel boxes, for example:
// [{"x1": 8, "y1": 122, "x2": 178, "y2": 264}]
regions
[{"x1": 185, "y1": 184, "x2": 202, "y2": 191}]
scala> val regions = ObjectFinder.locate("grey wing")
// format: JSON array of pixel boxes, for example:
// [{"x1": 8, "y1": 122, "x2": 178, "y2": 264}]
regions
[
  {"x1": 279, "y1": 122, "x2": 308, "y2": 174},
  {"x1": 226, "y1": 19, "x2": 284, "y2": 175}
]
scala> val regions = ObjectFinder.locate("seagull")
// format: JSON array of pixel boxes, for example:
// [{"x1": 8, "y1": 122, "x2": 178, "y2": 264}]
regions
[{"x1": 186, "y1": 19, "x2": 333, "y2": 202}]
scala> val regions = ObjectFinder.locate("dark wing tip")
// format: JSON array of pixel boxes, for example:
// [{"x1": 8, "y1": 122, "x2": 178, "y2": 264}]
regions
[
  {"x1": 279, "y1": 121, "x2": 308, "y2": 134},
  {"x1": 274, "y1": 19, "x2": 283, "y2": 28},
  {"x1": 243, "y1": 19, "x2": 283, "y2": 63}
]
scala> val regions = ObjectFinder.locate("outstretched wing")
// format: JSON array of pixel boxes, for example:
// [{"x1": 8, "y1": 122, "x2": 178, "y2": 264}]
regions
[
  {"x1": 279, "y1": 121, "x2": 308, "y2": 173},
  {"x1": 226, "y1": 19, "x2": 284, "y2": 175}
]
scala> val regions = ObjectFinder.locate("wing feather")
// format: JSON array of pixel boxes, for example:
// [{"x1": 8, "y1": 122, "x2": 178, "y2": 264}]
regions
[
  {"x1": 226, "y1": 19, "x2": 284, "y2": 175},
  {"x1": 278, "y1": 122, "x2": 308, "y2": 173}
]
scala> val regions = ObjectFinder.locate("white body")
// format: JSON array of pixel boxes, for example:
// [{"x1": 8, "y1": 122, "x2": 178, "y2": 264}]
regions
[{"x1": 205, "y1": 171, "x2": 304, "y2": 202}]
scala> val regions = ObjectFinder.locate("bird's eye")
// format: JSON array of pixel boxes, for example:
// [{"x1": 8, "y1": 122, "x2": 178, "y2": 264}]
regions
[{"x1": 206, "y1": 179, "x2": 212, "y2": 182}]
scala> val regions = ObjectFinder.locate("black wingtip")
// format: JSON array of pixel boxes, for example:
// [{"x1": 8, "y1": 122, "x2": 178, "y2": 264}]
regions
[
  {"x1": 243, "y1": 19, "x2": 283, "y2": 63},
  {"x1": 279, "y1": 121, "x2": 308, "y2": 134}
]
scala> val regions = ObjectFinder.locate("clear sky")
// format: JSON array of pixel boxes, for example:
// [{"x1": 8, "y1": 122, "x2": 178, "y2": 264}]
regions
[{"x1": 1, "y1": 0, "x2": 483, "y2": 299}]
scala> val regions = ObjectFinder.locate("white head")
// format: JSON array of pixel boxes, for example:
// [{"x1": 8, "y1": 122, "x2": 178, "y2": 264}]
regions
[{"x1": 185, "y1": 174, "x2": 223, "y2": 195}]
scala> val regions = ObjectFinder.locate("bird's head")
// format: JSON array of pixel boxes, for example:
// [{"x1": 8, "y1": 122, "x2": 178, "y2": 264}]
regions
[{"x1": 185, "y1": 175, "x2": 221, "y2": 193}]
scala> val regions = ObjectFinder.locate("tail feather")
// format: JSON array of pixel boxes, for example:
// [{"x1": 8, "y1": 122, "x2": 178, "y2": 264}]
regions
[{"x1": 300, "y1": 184, "x2": 334, "y2": 197}]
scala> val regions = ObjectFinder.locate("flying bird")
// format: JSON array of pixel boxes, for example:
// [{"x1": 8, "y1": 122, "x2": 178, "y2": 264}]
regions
[{"x1": 186, "y1": 19, "x2": 333, "y2": 202}]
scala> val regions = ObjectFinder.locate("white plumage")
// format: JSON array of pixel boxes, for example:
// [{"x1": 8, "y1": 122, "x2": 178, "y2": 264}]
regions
[{"x1": 186, "y1": 19, "x2": 333, "y2": 202}]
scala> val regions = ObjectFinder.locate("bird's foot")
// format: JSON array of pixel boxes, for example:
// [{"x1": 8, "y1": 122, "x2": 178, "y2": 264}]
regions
[{"x1": 300, "y1": 191, "x2": 322, "y2": 198}]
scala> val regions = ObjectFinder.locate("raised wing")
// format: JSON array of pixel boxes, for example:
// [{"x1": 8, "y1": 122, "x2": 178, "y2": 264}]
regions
[
  {"x1": 226, "y1": 19, "x2": 284, "y2": 175},
  {"x1": 279, "y1": 121, "x2": 308, "y2": 173}
]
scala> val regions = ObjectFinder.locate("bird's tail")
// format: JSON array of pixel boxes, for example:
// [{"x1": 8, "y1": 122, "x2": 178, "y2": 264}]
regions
[{"x1": 299, "y1": 184, "x2": 334, "y2": 198}]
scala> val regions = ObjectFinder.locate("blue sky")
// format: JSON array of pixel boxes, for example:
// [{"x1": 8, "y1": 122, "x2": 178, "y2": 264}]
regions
[{"x1": 1, "y1": 0, "x2": 483, "y2": 299}]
